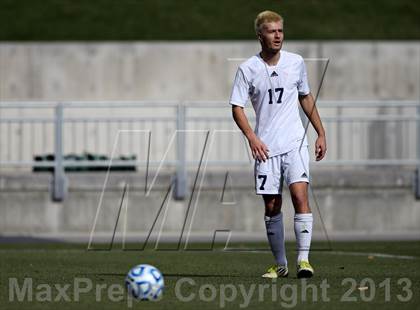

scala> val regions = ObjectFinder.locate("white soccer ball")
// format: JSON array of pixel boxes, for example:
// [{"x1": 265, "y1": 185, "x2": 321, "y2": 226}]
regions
[{"x1": 125, "y1": 264, "x2": 164, "y2": 300}]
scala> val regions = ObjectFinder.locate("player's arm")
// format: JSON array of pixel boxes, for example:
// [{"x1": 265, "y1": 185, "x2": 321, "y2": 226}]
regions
[
  {"x1": 232, "y1": 105, "x2": 269, "y2": 162},
  {"x1": 299, "y1": 93, "x2": 327, "y2": 161}
]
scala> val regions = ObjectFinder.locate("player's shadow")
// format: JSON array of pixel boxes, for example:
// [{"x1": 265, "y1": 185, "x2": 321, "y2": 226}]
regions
[
  {"x1": 159, "y1": 273, "x2": 244, "y2": 278},
  {"x1": 90, "y1": 273, "x2": 244, "y2": 278},
  {"x1": 82, "y1": 273, "x2": 304, "y2": 279}
]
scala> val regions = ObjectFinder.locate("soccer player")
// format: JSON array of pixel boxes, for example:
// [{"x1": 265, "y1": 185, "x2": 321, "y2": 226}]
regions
[{"x1": 230, "y1": 10, "x2": 327, "y2": 278}]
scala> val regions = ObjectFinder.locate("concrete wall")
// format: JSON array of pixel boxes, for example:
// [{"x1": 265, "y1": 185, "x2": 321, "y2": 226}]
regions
[
  {"x1": 1, "y1": 42, "x2": 419, "y2": 242},
  {"x1": 1, "y1": 169, "x2": 419, "y2": 242},
  {"x1": 1, "y1": 42, "x2": 419, "y2": 167},
  {"x1": 0, "y1": 41, "x2": 419, "y2": 101}
]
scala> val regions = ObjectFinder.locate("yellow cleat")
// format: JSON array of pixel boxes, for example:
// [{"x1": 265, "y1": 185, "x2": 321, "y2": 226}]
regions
[
  {"x1": 262, "y1": 264, "x2": 289, "y2": 278},
  {"x1": 297, "y1": 260, "x2": 314, "y2": 278}
]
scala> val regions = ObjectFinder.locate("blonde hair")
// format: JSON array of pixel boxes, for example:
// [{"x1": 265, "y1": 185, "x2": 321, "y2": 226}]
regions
[{"x1": 254, "y1": 10, "x2": 283, "y2": 34}]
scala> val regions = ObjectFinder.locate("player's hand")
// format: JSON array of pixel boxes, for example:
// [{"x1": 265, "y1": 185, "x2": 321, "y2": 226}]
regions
[
  {"x1": 248, "y1": 136, "x2": 269, "y2": 162},
  {"x1": 315, "y1": 135, "x2": 327, "y2": 161}
]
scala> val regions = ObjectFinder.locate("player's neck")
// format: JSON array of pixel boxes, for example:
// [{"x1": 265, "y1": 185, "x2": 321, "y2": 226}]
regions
[{"x1": 260, "y1": 50, "x2": 281, "y2": 66}]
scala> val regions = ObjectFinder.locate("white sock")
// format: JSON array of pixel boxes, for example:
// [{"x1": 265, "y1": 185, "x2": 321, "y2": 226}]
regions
[
  {"x1": 265, "y1": 212, "x2": 287, "y2": 266},
  {"x1": 294, "y1": 213, "x2": 313, "y2": 263}
]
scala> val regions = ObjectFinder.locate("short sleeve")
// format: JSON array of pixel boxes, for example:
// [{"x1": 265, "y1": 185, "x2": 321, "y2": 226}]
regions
[
  {"x1": 297, "y1": 59, "x2": 310, "y2": 96},
  {"x1": 229, "y1": 67, "x2": 250, "y2": 107}
]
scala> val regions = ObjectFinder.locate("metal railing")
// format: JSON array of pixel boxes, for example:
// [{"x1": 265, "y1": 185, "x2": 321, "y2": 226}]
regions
[{"x1": 1, "y1": 100, "x2": 420, "y2": 200}]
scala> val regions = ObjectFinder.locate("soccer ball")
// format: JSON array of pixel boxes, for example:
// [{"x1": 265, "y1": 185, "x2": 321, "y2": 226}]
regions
[{"x1": 125, "y1": 264, "x2": 164, "y2": 300}]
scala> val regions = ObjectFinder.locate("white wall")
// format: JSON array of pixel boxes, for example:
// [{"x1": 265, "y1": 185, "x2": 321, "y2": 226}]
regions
[
  {"x1": 0, "y1": 41, "x2": 419, "y2": 101},
  {"x1": 0, "y1": 42, "x2": 419, "y2": 169}
]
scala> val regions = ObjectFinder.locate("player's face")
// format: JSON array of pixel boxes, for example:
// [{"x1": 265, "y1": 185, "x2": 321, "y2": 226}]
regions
[{"x1": 259, "y1": 21, "x2": 284, "y2": 53}]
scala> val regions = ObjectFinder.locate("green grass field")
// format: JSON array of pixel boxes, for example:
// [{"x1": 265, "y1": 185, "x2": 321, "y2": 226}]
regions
[
  {"x1": 0, "y1": 241, "x2": 419, "y2": 309},
  {"x1": 1, "y1": 0, "x2": 419, "y2": 40}
]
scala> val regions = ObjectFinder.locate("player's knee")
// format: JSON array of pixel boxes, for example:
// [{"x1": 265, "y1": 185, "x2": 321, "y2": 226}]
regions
[
  {"x1": 264, "y1": 195, "x2": 282, "y2": 217},
  {"x1": 265, "y1": 206, "x2": 281, "y2": 217},
  {"x1": 291, "y1": 193, "x2": 308, "y2": 209},
  {"x1": 265, "y1": 209, "x2": 281, "y2": 217}
]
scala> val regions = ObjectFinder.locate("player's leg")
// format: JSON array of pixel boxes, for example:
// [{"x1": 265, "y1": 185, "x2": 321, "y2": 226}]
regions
[
  {"x1": 264, "y1": 193, "x2": 282, "y2": 217},
  {"x1": 290, "y1": 182, "x2": 314, "y2": 278},
  {"x1": 262, "y1": 194, "x2": 288, "y2": 278},
  {"x1": 284, "y1": 147, "x2": 314, "y2": 278},
  {"x1": 289, "y1": 181, "x2": 313, "y2": 270},
  {"x1": 261, "y1": 194, "x2": 288, "y2": 278},
  {"x1": 255, "y1": 156, "x2": 288, "y2": 278}
]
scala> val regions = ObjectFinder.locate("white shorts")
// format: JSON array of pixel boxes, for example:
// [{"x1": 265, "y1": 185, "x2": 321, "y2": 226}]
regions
[{"x1": 254, "y1": 146, "x2": 310, "y2": 195}]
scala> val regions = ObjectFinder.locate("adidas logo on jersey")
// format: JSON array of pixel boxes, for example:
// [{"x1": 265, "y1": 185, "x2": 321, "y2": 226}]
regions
[
  {"x1": 270, "y1": 71, "x2": 278, "y2": 77},
  {"x1": 301, "y1": 172, "x2": 308, "y2": 178}
]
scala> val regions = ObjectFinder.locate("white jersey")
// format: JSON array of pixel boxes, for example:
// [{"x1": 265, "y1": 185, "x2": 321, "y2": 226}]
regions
[{"x1": 230, "y1": 51, "x2": 310, "y2": 157}]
